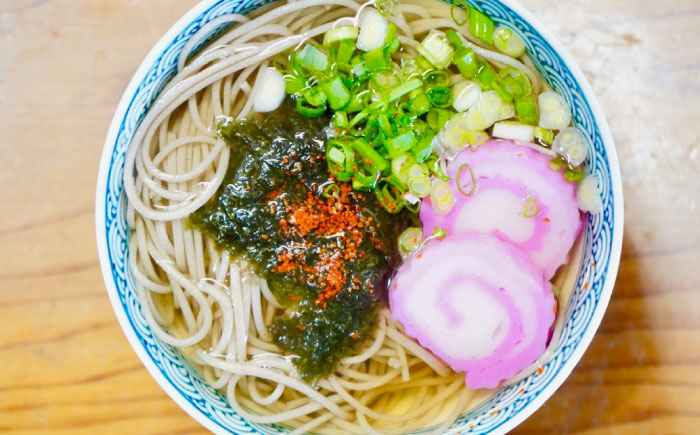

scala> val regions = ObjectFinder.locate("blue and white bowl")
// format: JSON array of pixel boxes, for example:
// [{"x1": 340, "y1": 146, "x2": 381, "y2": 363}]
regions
[{"x1": 95, "y1": 0, "x2": 623, "y2": 433}]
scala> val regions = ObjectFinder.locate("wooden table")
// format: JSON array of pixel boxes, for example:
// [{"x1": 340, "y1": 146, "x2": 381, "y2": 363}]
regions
[{"x1": 1, "y1": 0, "x2": 698, "y2": 433}]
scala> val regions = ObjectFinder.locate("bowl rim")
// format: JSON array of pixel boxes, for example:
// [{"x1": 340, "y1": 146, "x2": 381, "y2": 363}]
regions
[{"x1": 95, "y1": 0, "x2": 624, "y2": 433}]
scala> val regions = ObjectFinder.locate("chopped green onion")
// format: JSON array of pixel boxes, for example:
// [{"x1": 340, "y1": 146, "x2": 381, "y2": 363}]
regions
[
  {"x1": 535, "y1": 127, "x2": 554, "y2": 145},
  {"x1": 389, "y1": 78, "x2": 423, "y2": 101},
  {"x1": 451, "y1": 0, "x2": 469, "y2": 26},
  {"x1": 370, "y1": 70, "x2": 400, "y2": 89},
  {"x1": 351, "y1": 56, "x2": 368, "y2": 79},
  {"x1": 468, "y1": 7, "x2": 494, "y2": 44},
  {"x1": 515, "y1": 95, "x2": 538, "y2": 125},
  {"x1": 493, "y1": 25, "x2": 526, "y2": 57},
  {"x1": 474, "y1": 61, "x2": 498, "y2": 90},
  {"x1": 333, "y1": 111, "x2": 349, "y2": 129},
  {"x1": 375, "y1": 177, "x2": 406, "y2": 213},
  {"x1": 384, "y1": 132, "x2": 417, "y2": 158},
  {"x1": 411, "y1": 118, "x2": 429, "y2": 138},
  {"x1": 323, "y1": 25, "x2": 358, "y2": 46},
  {"x1": 399, "y1": 227, "x2": 423, "y2": 254},
  {"x1": 404, "y1": 199, "x2": 421, "y2": 213},
  {"x1": 492, "y1": 81, "x2": 514, "y2": 103},
  {"x1": 349, "y1": 108, "x2": 370, "y2": 128},
  {"x1": 353, "y1": 164, "x2": 380, "y2": 190},
  {"x1": 326, "y1": 140, "x2": 356, "y2": 181},
  {"x1": 521, "y1": 198, "x2": 539, "y2": 217},
  {"x1": 456, "y1": 163, "x2": 476, "y2": 196},
  {"x1": 426, "y1": 87, "x2": 453, "y2": 108},
  {"x1": 408, "y1": 92, "x2": 431, "y2": 116},
  {"x1": 376, "y1": 0, "x2": 395, "y2": 16},
  {"x1": 424, "y1": 70, "x2": 451, "y2": 88},
  {"x1": 565, "y1": 170, "x2": 585, "y2": 182},
  {"x1": 418, "y1": 30, "x2": 454, "y2": 69},
  {"x1": 363, "y1": 48, "x2": 390, "y2": 72},
  {"x1": 407, "y1": 162, "x2": 429, "y2": 179},
  {"x1": 499, "y1": 68, "x2": 532, "y2": 99},
  {"x1": 303, "y1": 85, "x2": 327, "y2": 106},
  {"x1": 464, "y1": 130, "x2": 489, "y2": 146},
  {"x1": 454, "y1": 47, "x2": 479, "y2": 78},
  {"x1": 549, "y1": 158, "x2": 565, "y2": 172},
  {"x1": 553, "y1": 127, "x2": 589, "y2": 166},
  {"x1": 445, "y1": 29, "x2": 465, "y2": 50},
  {"x1": 296, "y1": 44, "x2": 328, "y2": 71},
  {"x1": 385, "y1": 22, "x2": 399, "y2": 54},
  {"x1": 427, "y1": 156, "x2": 450, "y2": 181},
  {"x1": 350, "y1": 137, "x2": 389, "y2": 171},
  {"x1": 377, "y1": 113, "x2": 398, "y2": 137},
  {"x1": 337, "y1": 39, "x2": 356, "y2": 64},
  {"x1": 400, "y1": 58, "x2": 422, "y2": 79},
  {"x1": 296, "y1": 97, "x2": 326, "y2": 117},
  {"x1": 322, "y1": 76, "x2": 351, "y2": 111},
  {"x1": 432, "y1": 227, "x2": 448, "y2": 239},
  {"x1": 412, "y1": 133, "x2": 435, "y2": 162},
  {"x1": 538, "y1": 92, "x2": 572, "y2": 130},
  {"x1": 273, "y1": 52, "x2": 291, "y2": 74},
  {"x1": 345, "y1": 90, "x2": 370, "y2": 113},
  {"x1": 427, "y1": 108, "x2": 454, "y2": 131},
  {"x1": 430, "y1": 178, "x2": 456, "y2": 214},
  {"x1": 322, "y1": 183, "x2": 341, "y2": 198},
  {"x1": 391, "y1": 154, "x2": 413, "y2": 184},
  {"x1": 408, "y1": 176, "x2": 431, "y2": 198},
  {"x1": 363, "y1": 119, "x2": 382, "y2": 144},
  {"x1": 284, "y1": 75, "x2": 305, "y2": 95}
]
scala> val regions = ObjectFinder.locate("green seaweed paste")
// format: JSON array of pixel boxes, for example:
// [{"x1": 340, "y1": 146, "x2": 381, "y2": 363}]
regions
[{"x1": 189, "y1": 101, "x2": 415, "y2": 382}]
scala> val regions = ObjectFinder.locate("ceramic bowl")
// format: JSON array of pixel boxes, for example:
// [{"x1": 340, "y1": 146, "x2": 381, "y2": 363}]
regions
[{"x1": 96, "y1": 0, "x2": 623, "y2": 433}]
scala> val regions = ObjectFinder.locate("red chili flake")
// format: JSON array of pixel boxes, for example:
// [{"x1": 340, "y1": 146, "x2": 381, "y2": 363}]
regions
[
  {"x1": 537, "y1": 367, "x2": 544, "y2": 375},
  {"x1": 274, "y1": 183, "x2": 376, "y2": 308},
  {"x1": 290, "y1": 295, "x2": 297, "y2": 301},
  {"x1": 544, "y1": 217, "x2": 551, "y2": 222},
  {"x1": 592, "y1": 262, "x2": 596, "y2": 266},
  {"x1": 261, "y1": 234, "x2": 269, "y2": 240},
  {"x1": 518, "y1": 388, "x2": 525, "y2": 393},
  {"x1": 350, "y1": 332, "x2": 359, "y2": 339},
  {"x1": 584, "y1": 283, "x2": 589, "y2": 289},
  {"x1": 417, "y1": 254, "x2": 423, "y2": 258},
  {"x1": 296, "y1": 324, "x2": 306, "y2": 331}
]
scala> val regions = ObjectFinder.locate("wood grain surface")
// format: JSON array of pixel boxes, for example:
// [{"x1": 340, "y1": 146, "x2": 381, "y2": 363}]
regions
[{"x1": 1, "y1": 0, "x2": 698, "y2": 433}]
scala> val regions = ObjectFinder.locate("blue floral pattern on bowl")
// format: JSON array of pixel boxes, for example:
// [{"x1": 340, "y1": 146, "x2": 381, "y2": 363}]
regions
[{"x1": 96, "y1": 0, "x2": 623, "y2": 433}]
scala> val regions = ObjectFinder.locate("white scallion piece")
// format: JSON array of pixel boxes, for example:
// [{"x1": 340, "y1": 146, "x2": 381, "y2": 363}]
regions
[
  {"x1": 356, "y1": 8, "x2": 388, "y2": 52},
  {"x1": 576, "y1": 174, "x2": 603, "y2": 214},
  {"x1": 452, "y1": 81, "x2": 482, "y2": 113},
  {"x1": 430, "y1": 178, "x2": 456, "y2": 214},
  {"x1": 538, "y1": 92, "x2": 572, "y2": 130},
  {"x1": 253, "y1": 67, "x2": 285, "y2": 113},
  {"x1": 493, "y1": 26, "x2": 526, "y2": 58},
  {"x1": 323, "y1": 25, "x2": 358, "y2": 45},
  {"x1": 418, "y1": 30, "x2": 454, "y2": 70},
  {"x1": 552, "y1": 127, "x2": 589, "y2": 166},
  {"x1": 458, "y1": 90, "x2": 515, "y2": 131},
  {"x1": 493, "y1": 121, "x2": 536, "y2": 143}
]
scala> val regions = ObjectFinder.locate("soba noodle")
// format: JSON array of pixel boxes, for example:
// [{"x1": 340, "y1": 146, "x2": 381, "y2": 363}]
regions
[{"x1": 124, "y1": 0, "x2": 570, "y2": 432}]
